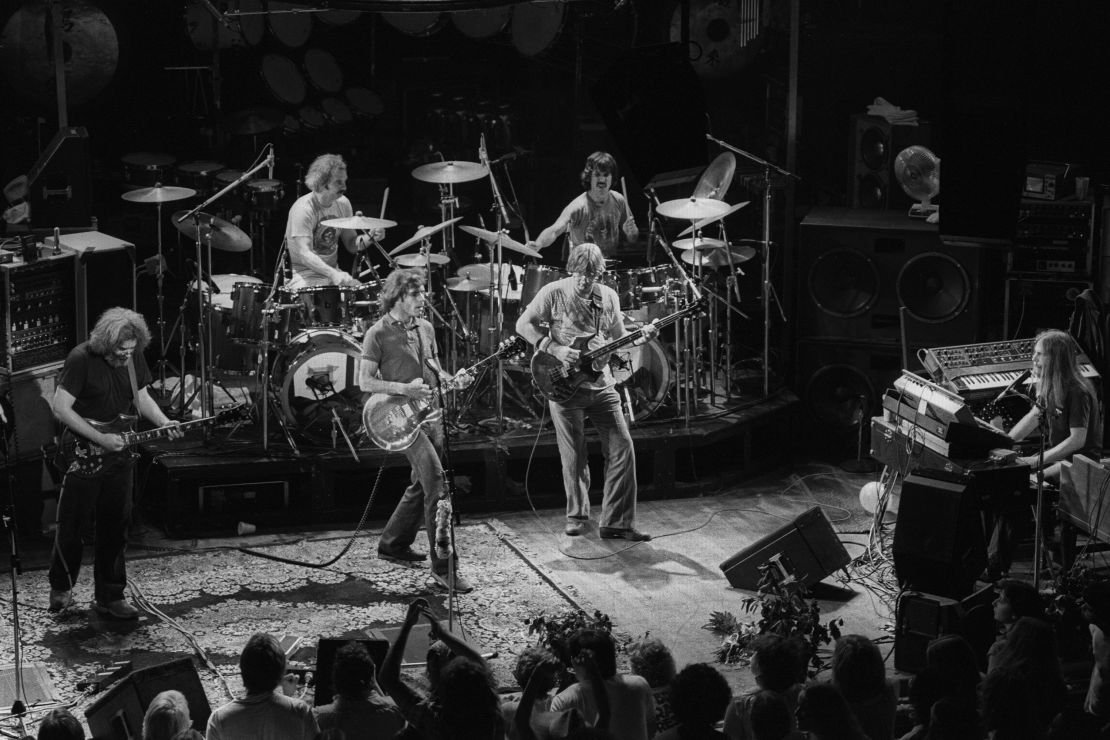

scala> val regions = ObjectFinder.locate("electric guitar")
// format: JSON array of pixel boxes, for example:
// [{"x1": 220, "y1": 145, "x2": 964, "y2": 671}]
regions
[
  {"x1": 56, "y1": 404, "x2": 250, "y2": 476},
  {"x1": 531, "y1": 298, "x2": 705, "y2": 404},
  {"x1": 363, "y1": 337, "x2": 526, "y2": 451}
]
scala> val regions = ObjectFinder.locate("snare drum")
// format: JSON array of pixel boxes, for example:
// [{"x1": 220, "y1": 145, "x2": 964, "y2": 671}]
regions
[
  {"x1": 214, "y1": 170, "x2": 251, "y2": 217},
  {"x1": 245, "y1": 178, "x2": 284, "y2": 211},
  {"x1": 520, "y1": 265, "x2": 568, "y2": 308}
]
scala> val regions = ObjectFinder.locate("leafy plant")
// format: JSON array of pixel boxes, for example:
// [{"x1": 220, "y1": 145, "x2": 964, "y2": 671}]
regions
[{"x1": 526, "y1": 609, "x2": 614, "y2": 671}]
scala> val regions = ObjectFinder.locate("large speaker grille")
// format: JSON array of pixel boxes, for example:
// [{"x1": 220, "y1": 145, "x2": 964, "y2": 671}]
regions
[
  {"x1": 804, "y1": 363, "x2": 875, "y2": 430},
  {"x1": 897, "y1": 251, "x2": 971, "y2": 323},
  {"x1": 807, "y1": 247, "x2": 880, "y2": 318}
]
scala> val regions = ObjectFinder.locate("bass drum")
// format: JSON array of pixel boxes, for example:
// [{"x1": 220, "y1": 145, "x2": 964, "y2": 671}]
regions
[
  {"x1": 608, "y1": 339, "x2": 671, "y2": 421},
  {"x1": 271, "y1": 330, "x2": 365, "y2": 444}
]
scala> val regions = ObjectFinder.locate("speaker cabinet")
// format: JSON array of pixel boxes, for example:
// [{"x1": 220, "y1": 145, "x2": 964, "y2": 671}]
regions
[
  {"x1": 719, "y1": 506, "x2": 850, "y2": 590},
  {"x1": 312, "y1": 638, "x2": 390, "y2": 707},
  {"x1": 795, "y1": 339, "x2": 902, "y2": 435},
  {"x1": 850, "y1": 115, "x2": 932, "y2": 210},
  {"x1": 0, "y1": 362, "x2": 62, "y2": 461},
  {"x1": 892, "y1": 472, "x2": 988, "y2": 600},
  {"x1": 85, "y1": 657, "x2": 211, "y2": 740},
  {"x1": 895, "y1": 586, "x2": 996, "y2": 673},
  {"x1": 798, "y1": 208, "x2": 984, "y2": 348}
]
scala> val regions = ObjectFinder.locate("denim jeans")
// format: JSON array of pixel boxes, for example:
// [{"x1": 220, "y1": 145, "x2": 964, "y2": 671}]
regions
[{"x1": 548, "y1": 385, "x2": 638, "y2": 529}]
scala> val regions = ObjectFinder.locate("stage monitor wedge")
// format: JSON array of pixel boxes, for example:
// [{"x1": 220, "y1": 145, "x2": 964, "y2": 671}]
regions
[{"x1": 720, "y1": 506, "x2": 850, "y2": 590}]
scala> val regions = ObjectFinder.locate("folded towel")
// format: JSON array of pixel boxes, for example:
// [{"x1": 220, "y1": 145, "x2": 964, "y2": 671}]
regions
[{"x1": 866, "y1": 96, "x2": 919, "y2": 125}]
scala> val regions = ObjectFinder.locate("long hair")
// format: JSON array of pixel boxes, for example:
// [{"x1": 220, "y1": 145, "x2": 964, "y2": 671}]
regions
[
  {"x1": 579, "y1": 151, "x2": 617, "y2": 191},
  {"x1": 565, "y1": 243, "x2": 605, "y2": 276},
  {"x1": 304, "y1": 153, "x2": 347, "y2": 193},
  {"x1": 88, "y1": 307, "x2": 152, "y2": 355},
  {"x1": 1034, "y1": 329, "x2": 1093, "y2": 413},
  {"x1": 379, "y1": 268, "x2": 425, "y2": 315},
  {"x1": 142, "y1": 690, "x2": 191, "y2": 740}
]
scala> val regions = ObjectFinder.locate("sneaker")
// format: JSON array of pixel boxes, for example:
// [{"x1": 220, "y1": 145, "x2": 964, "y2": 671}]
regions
[
  {"x1": 377, "y1": 546, "x2": 428, "y2": 563},
  {"x1": 599, "y1": 527, "x2": 652, "y2": 542},
  {"x1": 431, "y1": 571, "x2": 474, "y2": 594},
  {"x1": 564, "y1": 520, "x2": 586, "y2": 536},
  {"x1": 48, "y1": 589, "x2": 73, "y2": 613},
  {"x1": 93, "y1": 599, "x2": 140, "y2": 620}
]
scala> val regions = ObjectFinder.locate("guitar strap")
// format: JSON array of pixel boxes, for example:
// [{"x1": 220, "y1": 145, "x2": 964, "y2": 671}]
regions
[{"x1": 126, "y1": 355, "x2": 140, "y2": 414}]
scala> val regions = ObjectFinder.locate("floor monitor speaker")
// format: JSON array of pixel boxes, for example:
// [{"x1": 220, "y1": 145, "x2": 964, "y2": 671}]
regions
[
  {"x1": 719, "y1": 506, "x2": 850, "y2": 590},
  {"x1": 312, "y1": 637, "x2": 390, "y2": 707},
  {"x1": 85, "y1": 657, "x2": 211, "y2": 740}
]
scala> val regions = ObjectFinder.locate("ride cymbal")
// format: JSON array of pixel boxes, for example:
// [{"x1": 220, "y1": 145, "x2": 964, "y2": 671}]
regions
[
  {"x1": 679, "y1": 245, "x2": 756, "y2": 268},
  {"x1": 693, "y1": 152, "x2": 736, "y2": 200},
  {"x1": 458, "y1": 225, "x2": 541, "y2": 258},
  {"x1": 446, "y1": 276, "x2": 492, "y2": 292},
  {"x1": 121, "y1": 185, "x2": 197, "y2": 204},
  {"x1": 172, "y1": 211, "x2": 252, "y2": 252},
  {"x1": 656, "y1": 197, "x2": 730, "y2": 221},
  {"x1": 671, "y1": 236, "x2": 727, "y2": 251},
  {"x1": 411, "y1": 161, "x2": 488, "y2": 184},
  {"x1": 676, "y1": 200, "x2": 751, "y2": 236},
  {"x1": 389, "y1": 217, "x2": 463, "y2": 255},
  {"x1": 321, "y1": 215, "x2": 398, "y2": 230},
  {"x1": 395, "y1": 252, "x2": 451, "y2": 267}
]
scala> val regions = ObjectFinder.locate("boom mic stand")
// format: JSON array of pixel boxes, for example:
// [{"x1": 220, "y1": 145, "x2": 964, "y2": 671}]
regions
[{"x1": 426, "y1": 362, "x2": 461, "y2": 628}]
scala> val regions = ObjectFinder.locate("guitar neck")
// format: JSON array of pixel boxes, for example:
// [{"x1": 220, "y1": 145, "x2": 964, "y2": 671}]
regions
[
  {"x1": 580, "y1": 306, "x2": 694, "y2": 364},
  {"x1": 120, "y1": 415, "x2": 209, "y2": 445},
  {"x1": 424, "y1": 342, "x2": 515, "y2": 403}
]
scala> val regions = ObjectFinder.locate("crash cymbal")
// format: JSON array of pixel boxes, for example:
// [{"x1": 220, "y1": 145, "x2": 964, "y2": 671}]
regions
[
  {"x1": 411, "y1": 161, "x2": 488, "y2": 184},
  {"x1": 656, "y1": 197, "x2": 730, "y2": 221},
  {"x1": 122, "y1": 185, "x2": 197, "y2": 204},
  {"x1": 389, "y1": 217, "x2": 463, "y2": 255},
  {"x1": 320, "y1": 215, "x2": 398, "y2": 230},
  {"x1": 693, "y1": 152, "x2": 736, "y2": 200},
  {"x1": 671, "y1": 236, "x2": 727, "y2": 251},
  {"x1": 679, "y1": 245, "x2": 757, "y2": 268},
  {"x1": 226, "y1": 107, "x2": 283, "y2": 136},
  {"x1": 446, "y1": 276, "x2": 492, "y2": 292},
  {"x1": 171, "y1": 211, "x2": 252, "y2": 252},
  {"x1": 676, "y1": 200, "x2": 751, "y2": 236},
  {"x1": 458, "y1": 224, "x2": 541, "y2": 258},
  {"x1": 395, "y1": 252, "x2": 451, "y2": 267}
]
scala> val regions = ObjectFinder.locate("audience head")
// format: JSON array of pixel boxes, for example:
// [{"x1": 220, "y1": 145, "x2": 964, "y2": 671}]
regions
[
  {"x1": 830, "y1": 634, "x2": 887, "y2": 703},
  {"x1": 927, "y1": 696, "x2": 982, "y2": 740},
  {"x1": 668, "y1": 663, "x2": 731, "y2": 728},
  {"x1": 627, "y1": 636, "x2": 676, "y2": 689},
  {"x1": 749, "y1": 633, "x2": 805, "y2": 692},
  {"x1": 513, "y1": 645, "x2": 560, "y2": 693},
  {"x1": 142, "y1": 689, "x2": 191, "y2": 740},
  {"x1": 37, "y1": 709, "x2": 83, "y2": 740},
  {"x1": 749, "y1": 690, "x2": 794, "y2": 740},
  {"x1": 992, "y1": 615, "x2": 1060, "y2": 674},
  {"x1": 437, "y1": 656, "x2": 500, "y2": 740},
  {"x1": 925, "y1": 634, "x2": 981, "y2": 707},
  {"x1": 993, "y1": 579, "x2": 1046, "y2": 625},
  {"x1": 169, "y1": 732, "x2": 204, "y2": 740},
  {"x1": 906, "y1": 666, "x2": 945, "y2": 729},
  {"x1": 794, "y1": 683, "x2": 866, "y2": 739},
  {"x1": 239, "y1": 632, "x2": 287, "y2": 695},
  {"x1": 980, "y1": 667, "x2": 1039, "y2": 739},
  {"x1": 568, "y1": 629, "x2": 617, "y2": 679},
  {"x1": 332, "y1": 640, "x2": 377, "y2": 700}
]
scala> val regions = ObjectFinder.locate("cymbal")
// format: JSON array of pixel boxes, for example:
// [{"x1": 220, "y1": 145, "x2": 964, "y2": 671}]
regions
[
  {"x1": 679, "y1": 245, "x2": 757, "y2": 268},
  {"x1": 395, "y1": 252, "x2": 451, "y2": 267},
  {"x1": 411, "y1": 161, "x2": 488, "y2": 184},
  {"x1": 671, "y1": 236, "x2": 727, "y2": 251},
  {"x1": 656, "y1": 197, "x2": 730, "y2": 221},
  {"x1": 226, "y1": 107, "x2": 283, "y2": 136},
  {"x1": 171, "y1": 211, "x2": 252, "y2": 252},
  {"x1": 122, "y1": 185, "x2": 197, "y2": 204},
  {"x1": 676, "y1": 200, "x2": 751, "y2": 236},
  {"x1": 320, "y1": 215, "x2": 398, "y2": 230},
  {"x1": 458, "y1": 225, "x2": 541, "y2": 258},
  {"x1": 446, "y1": 276, "x2": 492, "y2": 292},
  {"x1": 389, "y1": 217, "x2": 463, "y2": 255},
  {"x1": 693, "y1": 152, "x2": 736, "y2": 200}
]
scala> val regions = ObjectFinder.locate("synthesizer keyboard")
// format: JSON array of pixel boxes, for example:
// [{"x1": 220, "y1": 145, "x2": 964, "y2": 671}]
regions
[{"x1": 920, "y1": 338, "x2": 1099, "y2": 398}]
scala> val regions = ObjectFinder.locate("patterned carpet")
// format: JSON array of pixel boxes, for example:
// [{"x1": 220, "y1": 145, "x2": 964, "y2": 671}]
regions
[{"x1": 0, "y1": 522, "x2": 581, "y2": 721}]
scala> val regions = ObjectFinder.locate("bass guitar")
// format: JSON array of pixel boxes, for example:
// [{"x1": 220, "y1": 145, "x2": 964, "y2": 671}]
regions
[
  {"x1": 56, "y1": 404, "x2": 250, "y2": 476},
  {"x1": 363, "y1": 337, "x2": 525, "y2": 451},
  {"x1": 531, "y1": 298, "x2": 705, "y2": 404}
]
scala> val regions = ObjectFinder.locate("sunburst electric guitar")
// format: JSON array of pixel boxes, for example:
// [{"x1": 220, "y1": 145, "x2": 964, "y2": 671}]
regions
[
  {"x1": 531, "y1": 298, "x2": 705, "y2": 404},
  {"x1": 363, "y1": 337, "x2": 526, "y2": 451},
  {"x1": 56, "y1": 404, "x2": 250, "y2": 475}
]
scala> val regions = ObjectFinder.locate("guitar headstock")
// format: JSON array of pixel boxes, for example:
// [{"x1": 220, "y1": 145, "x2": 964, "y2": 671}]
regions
[
  {"x1": 214, "y1": 403, "x2": 253, "y2": 425},
  {"x1": 497, "y1": 335, "x2": 528, "y2": 363}
]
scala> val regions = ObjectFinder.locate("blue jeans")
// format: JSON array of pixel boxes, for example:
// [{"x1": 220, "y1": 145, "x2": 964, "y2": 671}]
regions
[
  {"x1": 379, "y1": 422, "x2": 454, "y2": 574},
  {"x1": 548, "y1": 385, "x2": 638, "y2": 529}
]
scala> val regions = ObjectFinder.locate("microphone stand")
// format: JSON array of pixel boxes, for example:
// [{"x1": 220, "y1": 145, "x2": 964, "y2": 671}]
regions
[
  {"x1": 656, "y1": 231, "x2": 703, "y2": 424},
  {"x1": 1031, "y1": 398, "x2": 1050, "y2": 589},
  {"x1": 706, "y1": 134, "x2": 797, "y2": 396},
  {"x1": 480, "y1": 138, "x2": 510, "y2": 433},
  {"x1": 426, "y1": 362, "x2": 460, "y2": 628}
]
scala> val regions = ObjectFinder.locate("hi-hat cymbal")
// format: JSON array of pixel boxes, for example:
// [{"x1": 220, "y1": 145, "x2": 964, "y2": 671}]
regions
[
  {"x1": 447, "y1": 276, "x2": 492, "y2": 292},
  {"x1": 389, "y1": 217, "x2": 463, "y2": 255},
  {"x1": 171, "y1": 211, "x2": 252, "y2": 252},
  {"x1": 458, "y1": 224, "x2": 541, "y2": 258},
  {"x1": 395, "y1": 253, "x2": 451, "y2": 267},
  {"x1": 122, "y1": 185, "x2": 197, "y2": 204},
  {"x1": 672, "y1": 236, "x2": 727, "y2": 251},
  {"x1": 693, "y1": 152, "x2": 737, "y2": 200},
  {"x1": 679, "y1": 245, "x2": 757, "y2": 268},
  {"x1": 226, "y1": 107, "x2": 283, "y2": 136},
  {"x1": 411, "y1": 161, "x2": 488, "y2": 184},
  {"x1": 320, "y1": 215, "x2": 398, "y2": 230},
  {"x1": 656, "y1": 197, "x2": 730, "y2": 221},
  {"x1": 676, "y1": 200, "x2": 751, "y2": 237}
]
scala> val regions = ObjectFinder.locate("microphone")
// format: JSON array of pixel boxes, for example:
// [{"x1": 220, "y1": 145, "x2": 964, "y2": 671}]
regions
[
  {"x1": 994, "y1": 369, "x2": 1032, "y2": 403},
  {"x1": 435, "y1": 498, "x2": 452, "y2": 561},
  {"x1": 199, "y1": 0, "x2": 235, "y2": 31},
  {"x1": 267, "y1": 145, "x2": 275, "y2": 180},
  {"x1": 589, "y1": 290, "x2": 603, "y2": 312},
  {"x1": 186, "y1": 259, "x2": 220, "y2": 293},
  {"x1": 508, "y1": 265, "x2": 519, "y2": 291},
  {"x1": 479, "y1": 133, "x2": 488, "y2": 164}
]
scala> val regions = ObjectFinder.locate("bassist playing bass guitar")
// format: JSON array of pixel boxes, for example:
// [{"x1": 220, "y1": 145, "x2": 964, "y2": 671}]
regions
[
  {"x1": 49, "y1": 308, "x2": 182, "y2": 621},
  {"x1": 515, "y1": 243, "x2": 658, "y2": 542}
]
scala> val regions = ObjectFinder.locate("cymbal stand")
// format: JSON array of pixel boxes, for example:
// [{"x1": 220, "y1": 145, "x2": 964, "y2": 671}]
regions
[
  {"x1": 150, "y1": 192, "x2": 179, "y2": 395},
  {"x1": 657, "y1": 231, "x2": 705, "y2": 425},
  {"x1": 480, "y1": 134, "x2": 514, "y2": 433},
  {"x1": 706, "y1": 134, "x2": 797, "y2": 396},
  {"x1": 259, "y1": 240, "x2": 299, "y2": 454}
]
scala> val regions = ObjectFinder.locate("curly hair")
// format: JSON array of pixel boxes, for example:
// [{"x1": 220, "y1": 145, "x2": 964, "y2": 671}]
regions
[
  {"x1": 627, "y1": 636, "x2": 676, "y2": 689},
  {"x1": 332, "y1": 641, "x2": 376, "y2": 698},
  {"x1": 379, "y1": 268, "x2": 425, "y2": 315},
  {"x1": 304, "y1": 153, "x2": 347, "y2": 193},
  {"x1": 88, "y1": 307, "x2": 152, "y2": 355},
  {"x1": 565, "y1": 243, "x2": 605, "y2": 276},
  {"x1": 579, "y1": 151, "x2": 618, "y2": 191},
  {"x1": 512, "y1": 645, "x2": 559, "y2": 689}
]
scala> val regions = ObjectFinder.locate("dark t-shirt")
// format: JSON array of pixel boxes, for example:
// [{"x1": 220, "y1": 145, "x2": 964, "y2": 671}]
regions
[
  {"x1": 361, "y1": 315, "x2": 439, "y2": 385},
  {"x1": 58, "y1": 343, "x2": 152, "y2": 422},
  {"x1": 1045, "y1": 379, "x2": 1102, "y2": 460}
]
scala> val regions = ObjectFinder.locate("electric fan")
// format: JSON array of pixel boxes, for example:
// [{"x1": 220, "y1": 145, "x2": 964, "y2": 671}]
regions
[{"x1": 894, "y1": 145, "x2": 940, "y2": 221}]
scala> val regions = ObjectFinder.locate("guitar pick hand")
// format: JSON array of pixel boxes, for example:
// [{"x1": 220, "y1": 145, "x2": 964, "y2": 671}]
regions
[
  {"x1": 98, "y1": 433, "x2": 128, "y2": 453},
  {"x1": 548, "y1": 342, "x2": 578, "y2": 364},
  {"x1": 402, "y1": 378, "x2": 433, "y2": 401}
]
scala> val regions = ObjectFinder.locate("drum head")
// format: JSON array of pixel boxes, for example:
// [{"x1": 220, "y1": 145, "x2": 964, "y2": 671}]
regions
[
  {"x1": 274, "y1": 330, "x2": 365, "y2": 444},
  {"x1": 304, "y1": 48, "x2": 344, "y2": 93},
  {"x1": 238, "y1": 0, "x2": 266, "y2": 45},
  {"x1": 609, "y1": 339, "x2": 670, "y2": 420},
  {"x1": 261, "y1": 53, "x2": 306, "y2": 105}
]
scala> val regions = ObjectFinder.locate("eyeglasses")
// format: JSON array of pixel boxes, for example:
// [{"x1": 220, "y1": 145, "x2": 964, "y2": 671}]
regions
[{"x1": 574, "y1": 270, "x2": 605, "y2": 280}]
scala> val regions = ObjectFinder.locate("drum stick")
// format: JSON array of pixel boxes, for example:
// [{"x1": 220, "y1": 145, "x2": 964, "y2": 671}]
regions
[
  {"x1": 620, "y1": 176, "x2": 627, "y2": 196},
  {"x1": 379, "y1": 187, "x2": 389, "y2": 219}
]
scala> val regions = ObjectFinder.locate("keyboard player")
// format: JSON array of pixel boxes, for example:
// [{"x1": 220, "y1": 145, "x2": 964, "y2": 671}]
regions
[{"x1": 988, "y1": 329, "x2": 1103, "y2": 579}]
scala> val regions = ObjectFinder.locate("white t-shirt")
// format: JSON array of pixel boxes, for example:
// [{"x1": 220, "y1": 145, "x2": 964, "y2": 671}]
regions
[
  {"x1": 284, "y1": 191, "x2": 353, "y2": 288},
  {"x1": 206, "y1": 690, "x2": 319, "y2": 740},
  {"x1": 549, "y1": 674, "x2": 654, "y2": 740}
]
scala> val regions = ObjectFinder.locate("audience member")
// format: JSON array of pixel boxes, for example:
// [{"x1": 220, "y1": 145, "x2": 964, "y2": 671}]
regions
[
  {"x1": 980, "y1": 667, "x2": 1042, "y2": 740},
  {"x1": 985, "y1": 616, "x2": 1066, "y2": 733},
  {"x1": 628, "y1": 636, "x2": 677, "y2": 733},
  {"x1": 205, "y1": 632, "x2": 319, "y2": 740},
  {"x1": 830, "y1": 634, "x2": 897, "y2": 740},
  {"x1": 654, "y1": 663, "x2": 731, "y2": 740},
  {"x1": 549, "y1": 629, "x2": 654, "y2": 740},
  {"x1": 986, "y1": 579, "x2": 1047, "y2": 670},
  {"x1": 37, "y1": 708, "x2": 84, "y2": 740},
  {"x1": 170, "y1": 732, "x2": 204, "y2": 740},
  {"x1": 313, "y1": 640, "x2": 406, "y2": 739},
  {"x1": 793, "y1": 683, "x2": 868, "y2": 740},
  {"x1": 925, "y1": 697, "x2": 982, "y2": 740},
  {"x1": 1084, "y1": 579, "x2": 1110, "y2": 723},
  {"x1": 747, "y1": 690, "x2": 799, "y2": 740},
  {"x1": 143, "y1": 690, "x2": 192, "y2": 740},
  {"x1": 924, "y1": 635, "x2": 981, "y2": 721},
  {"x1": 723, "y1": 634, "x2": 806, "y2": 740},
  {"x1": 437, "y1": 655, "x2": 506, "y2": 740},
  {"x1": 505, "y1": 646, "x2": 608, "y2": 740},
  {"x1": 895, "y1": 667, "x2": 943, "y2": 740}
]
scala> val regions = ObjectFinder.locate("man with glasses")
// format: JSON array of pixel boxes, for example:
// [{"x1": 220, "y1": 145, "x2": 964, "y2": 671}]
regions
[
  {"x1": 515, "y1": 243, "x2": 657, "y2": 540},
  {"x1": 360, "y1": 269, "x2": 475, "y2": 592},
  {"x1": 49, "y1": 307, "x2": 182, "y2": 619}
]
